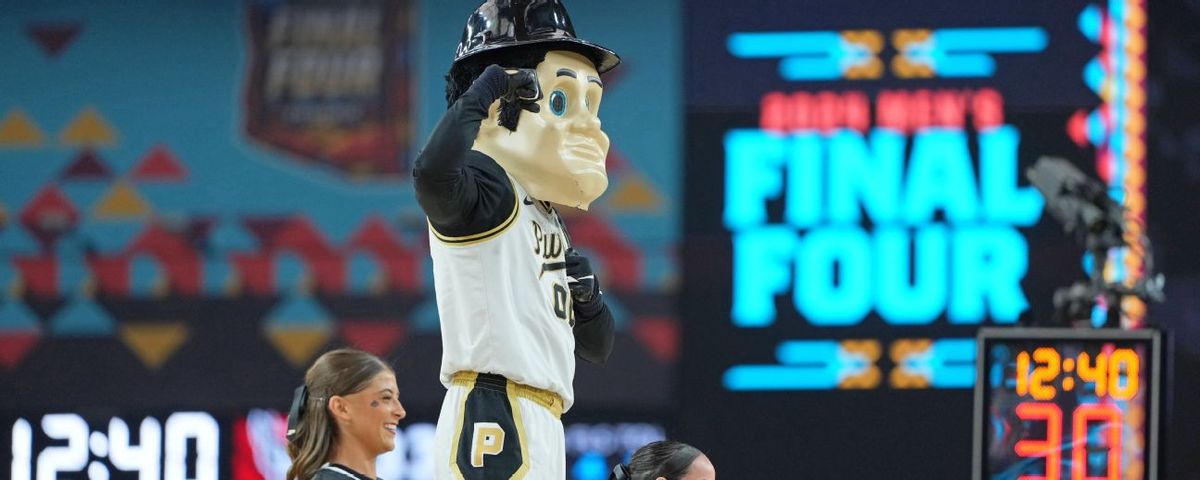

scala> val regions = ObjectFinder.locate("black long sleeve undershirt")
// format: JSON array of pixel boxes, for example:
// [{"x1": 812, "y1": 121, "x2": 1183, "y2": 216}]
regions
[
  {"x1": 412, "y1": 66, "x2": 615, "y2": 364},
  {"x1": 413, "y1": 66, "x2": 514, "y2": 236},
  {"x1": 573, "y1": 293, "x2": 615, "y2": 365}
]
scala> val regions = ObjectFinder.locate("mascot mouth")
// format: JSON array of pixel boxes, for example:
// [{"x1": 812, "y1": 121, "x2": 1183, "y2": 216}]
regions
[{"x1": 563, "y1": 138, "x2": 605, "y2": 163}]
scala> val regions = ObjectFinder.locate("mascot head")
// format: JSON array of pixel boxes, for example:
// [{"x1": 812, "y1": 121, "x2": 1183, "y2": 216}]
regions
[{"x1": 445, "y1": 0, "x2": 620, "y2": 210}]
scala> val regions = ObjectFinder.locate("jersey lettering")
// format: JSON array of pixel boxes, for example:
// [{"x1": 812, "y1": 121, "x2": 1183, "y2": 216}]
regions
[
  {"x1": 470, "y1": 422, "x2": 506, "y2": 467},
  {"x1": 532, "y1": 221, "x2": 565, "y2": 259}
]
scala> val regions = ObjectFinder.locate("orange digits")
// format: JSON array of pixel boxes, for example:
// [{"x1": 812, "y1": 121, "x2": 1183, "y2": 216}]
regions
[
  {"x1": 1072, "y1": 404, "x2": 1121, "y2": 480},
  {"x1": 1014, "y1": 402, "x2": 1063, "y2": 480}
]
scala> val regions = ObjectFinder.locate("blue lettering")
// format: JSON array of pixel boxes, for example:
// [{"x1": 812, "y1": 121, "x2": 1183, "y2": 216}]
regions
[
  {"x1": 724, "y1": 130, "x2": 786, "y2": 229},
  {"x1": 979, "y1": 125, "x2": 1043, "y2": 225},
  {"x1": 732, "y1": 227, "x2": 798, "y2": 327},
  {"x1": 784, "y1": 131, "x2": 823, "y2": 228},
  {"x1": 950, "y1": 226, "x2": 1028, "y2": 323},
  {"x1": 828, "y1": 128, "x2": 904, "y2": 224},
  {"x1": 795, "y1": 227, "x2": 871, "y2": 325},
  {"x1": 904, "y1": 128, "x2": 979, "y2": 223},
  {"x1": 875, "y1": 226, "x2": 947, "y2": 324}
]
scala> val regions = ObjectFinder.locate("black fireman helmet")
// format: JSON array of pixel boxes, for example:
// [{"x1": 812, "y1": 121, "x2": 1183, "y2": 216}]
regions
[{"x1": 453, "y1": 0, "x2": 621, "y2": 75}]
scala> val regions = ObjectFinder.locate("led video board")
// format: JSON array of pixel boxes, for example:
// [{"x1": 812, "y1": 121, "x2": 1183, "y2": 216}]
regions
[
  {"x1": 680, "y1": 0, "x2": 1147, "y2": 476},
  {"x1": 973, "y1": 328, "x2": 1160, "y2": 480}
]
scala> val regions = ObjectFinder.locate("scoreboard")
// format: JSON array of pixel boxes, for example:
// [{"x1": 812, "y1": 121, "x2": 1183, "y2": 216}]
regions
[
  {"x1": 679, "y1": 0, "x2": 1149, "y2": 476},
  {"x1": 973, "y1": 328, "x2": 1160, "y2": 480}
]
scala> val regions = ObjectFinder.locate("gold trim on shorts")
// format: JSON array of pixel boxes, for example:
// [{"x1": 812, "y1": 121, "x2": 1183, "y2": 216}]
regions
[{"x1": 451, "y1": 371, "x2": 565, "y2": 418}]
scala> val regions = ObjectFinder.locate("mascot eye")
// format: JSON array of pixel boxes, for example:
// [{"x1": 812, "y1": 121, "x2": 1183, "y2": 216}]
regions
[{"x1": 549, "y1": 90, "x2": 568, "y2": 116}]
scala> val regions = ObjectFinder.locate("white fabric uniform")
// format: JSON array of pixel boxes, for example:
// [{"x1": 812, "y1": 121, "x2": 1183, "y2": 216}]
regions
[
  {"x1": 432, "y1": 382, "x2": 565, "y2": 480},
  {"x1": 428, "y1": 179, "x2": 574, "y2": 479}
]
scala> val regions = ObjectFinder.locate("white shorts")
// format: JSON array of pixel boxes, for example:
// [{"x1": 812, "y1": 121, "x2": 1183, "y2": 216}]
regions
[{"x1": 432, "y1": 372, "x2": 565, "y2": 480}]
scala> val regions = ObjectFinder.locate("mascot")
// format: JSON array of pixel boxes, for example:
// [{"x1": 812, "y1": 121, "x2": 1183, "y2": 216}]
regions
[{"x1": 412, "y1": 1, "x2": 620, "y2": 478}]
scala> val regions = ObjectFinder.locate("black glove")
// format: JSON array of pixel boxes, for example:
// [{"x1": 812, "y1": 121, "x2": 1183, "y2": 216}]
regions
[
  {"x1": 473, "y1": 64, "x2": 542, "y2": 114},
  {"x1": 565, "y1": 249, "x2": 599, "y2": 305},
  {"x1": 502, "y1": 67, "x2": 542, "y2": 113}
]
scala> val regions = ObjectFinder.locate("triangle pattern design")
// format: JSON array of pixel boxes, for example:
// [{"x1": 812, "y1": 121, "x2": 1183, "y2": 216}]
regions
[
  {"x1": 60, "y1": 149, "x2": 113, "y2": 180},
  {"x1": 92, "y1": 182, "x2": 152, "y2": 220},
  {"x1": 20, "y1": 185, "x2": 80, "y2": 244},
  {"x1": 0, "y1": 108, "x2": 45, "y2": 147},
  {"x1": 0, "y1": 332, "x2": 39, "y2": 370},
  {"x1": 49, "y1": 296, "x2": 115, "y2": 337},
  {"x1": 264, "y1": 295, "x2": 333, "y2": 367},
  {"x1": 608, "y1": 175, "x2": 664, "y2": 212},
  {"x1": 339, "y1": 320, "x2": 406, "y2": 356},
  {"x1": 131, "y1": 145, "x2": 188, "y2": 182},
  {"x1": 25, "y1": 22, "x2": 83, "y2": 58},
  {"x1": 630, "y1": 316, "x2": 679, "y2": 363},
  {"x1": 59, "y1": 107, "x2": 118, "y2": 147},
  {"x1": 118, "y1": 322, "x2": 188, "y2": 370}
]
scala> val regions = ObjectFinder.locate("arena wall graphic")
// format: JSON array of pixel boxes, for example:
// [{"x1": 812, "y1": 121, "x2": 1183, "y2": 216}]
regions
[
  {"x1": 0, "y1": 1, "x2": 679, "y2": 478},
  {"x1": 4, "y1": 0, "x2": 1199, "y2": 478}
]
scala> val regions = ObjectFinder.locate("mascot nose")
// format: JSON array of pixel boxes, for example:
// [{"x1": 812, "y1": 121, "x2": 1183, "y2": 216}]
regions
[{"x1": 570, "y1": 114, "x2": 601, "y2": 132}]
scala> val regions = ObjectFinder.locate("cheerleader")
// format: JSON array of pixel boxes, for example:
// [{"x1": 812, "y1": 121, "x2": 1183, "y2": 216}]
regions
[
  {"x1": 285, "y1": 348, "x2": 407, "y2": 480},
  {"x1": 610, "y1": 440, "x2": 716, "y2": 480}
]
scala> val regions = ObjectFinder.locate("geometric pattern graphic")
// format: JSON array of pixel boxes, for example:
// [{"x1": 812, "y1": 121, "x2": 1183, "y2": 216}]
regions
[
  {"x1": 19, "y1": 185, "x2": 80, "y2": 246},
  {"x1": 338, "y1": 319, "x2": 407, "y2": 357},
  {"x1": 59, "y1": 106, "x2": 118, "y2": 147},
  {"x1": 49, "y1": 295, "x2": 115, "y2": 337},
  {"x1": 59, "y1": 149, "x2": 114, "y2": 180},
  {"x1": 0, "y1": 300, "x2": 41, "y2": 369},
  {"x1": 131, "y1": 144, "x2": 188, "y2": 182},
  {"x1": 25, "y1": 21, "x2": 83, "y2": 59},
  {"x1": 0, "y1": 108, "x2": 45, "y2": 147},
  {"x1": 92, "y1": 181, "x2": 153, "y2": 220},
  {"x1": 0, "y1": 1, "x2": 680, "y2": 393},
  {"x1": 629, "y1": 316, "x2": 678, "y2": 363},
  {"x1": 263, "y1": 294, "x2": 334, "y2": 367},
  {"x1": 1070, "y1": 0, "x2": 1149, "y2": 327},
  {"x1": 727, "y1": 27, "x2": 1045, "y2": 81},
  {"x1": 118, "y1": 321, "x2": 188, "y2": 369},
  {"x1": 607, "y1": 174, "x2": 664, "y2": 212}
]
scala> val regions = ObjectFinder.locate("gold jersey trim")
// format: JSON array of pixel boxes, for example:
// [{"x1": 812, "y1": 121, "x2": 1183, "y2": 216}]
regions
[{"x1": 430, "y1": 179, "x2": 520, "y2": 246}]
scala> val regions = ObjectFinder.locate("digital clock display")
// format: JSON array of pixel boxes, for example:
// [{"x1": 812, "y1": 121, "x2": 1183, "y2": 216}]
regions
[
  {"x1": 6, "y1": 411, "x2": 221, "y2": 480},
  {"x1": 4, "y1": 409, "x2": 664, "y2": 479},
  {"x1": 973, "y1": 328, "x2": 1160, "y2": 480}
]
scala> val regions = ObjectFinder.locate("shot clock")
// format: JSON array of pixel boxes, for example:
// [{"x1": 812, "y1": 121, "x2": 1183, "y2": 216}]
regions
[{"x1": 973, "y1": 328, "x2": 1161, "y2": 480}]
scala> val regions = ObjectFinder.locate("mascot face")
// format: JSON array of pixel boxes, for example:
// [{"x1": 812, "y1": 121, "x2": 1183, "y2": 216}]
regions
[{"x1": 473, "y1": 50, "x2": 610, "y2": 210}]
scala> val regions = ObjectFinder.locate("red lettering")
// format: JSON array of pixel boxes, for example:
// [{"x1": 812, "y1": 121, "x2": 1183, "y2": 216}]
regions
[
  {"x1": 932, "y1": 90, "x2": 967, "y2": 128},
  {"x1": 760, "y1": 92, "x2": 788, "y2": 132},
  {"x1": 758, "y1": 89, "x2": 1006, "y2": 134},
  {"x1": 908, "y1": 89, "x2": 932, "y2": 132},
  {"x1": 758, "y1": 90, "x2": 873, "y2": 133},
  {"x1": 876, "y1": 90, "x2": 908, "y2": 132},
  {"x1": 789, "y1": 92, "x2": 814, "y2": 131},
  {"x1": 816, "y1": 91, "x2": 841, "y2": 132},
  {"x1": 843, "y1": 91, "x2": 870, "y2": 133},
  {"x1": 972, "y1": 88, "x2": 1005, "y2": 129}
]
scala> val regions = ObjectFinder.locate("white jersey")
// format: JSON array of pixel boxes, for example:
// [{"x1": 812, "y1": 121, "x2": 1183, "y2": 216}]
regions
[{"x1": 428, "y1": 179, "x2": 577, "y2": 410}]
